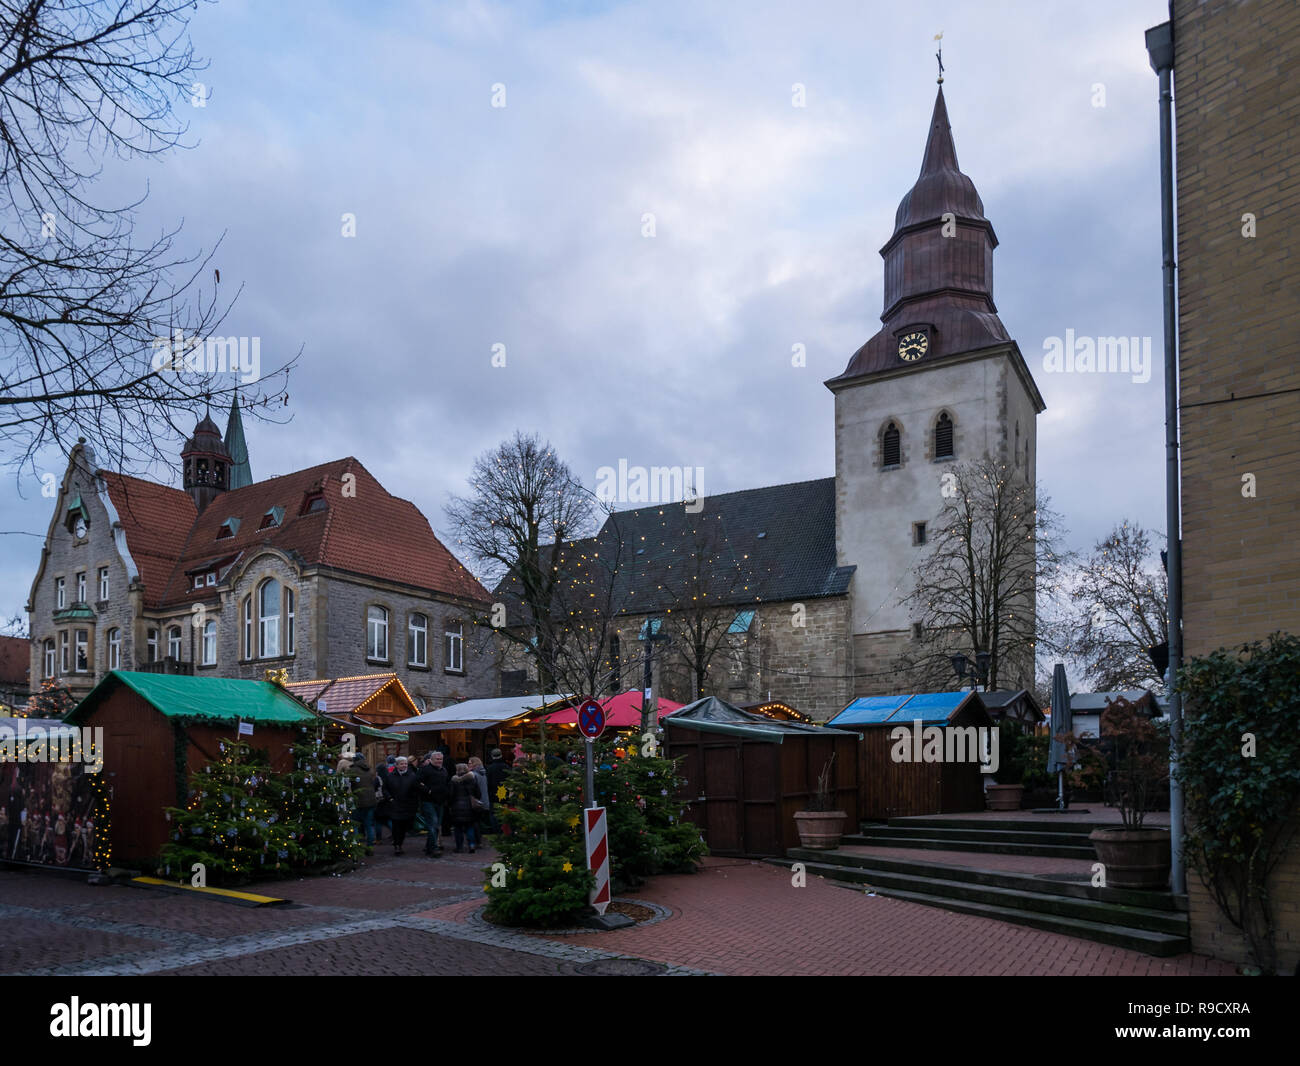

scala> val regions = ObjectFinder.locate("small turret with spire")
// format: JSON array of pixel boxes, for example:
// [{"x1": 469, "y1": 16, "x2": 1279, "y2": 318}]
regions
[{"x1": 181, "y1": 400, "x2": 231, "y2": 512}]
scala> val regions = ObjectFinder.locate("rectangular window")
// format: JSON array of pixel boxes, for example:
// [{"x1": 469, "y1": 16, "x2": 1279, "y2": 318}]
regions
[
  {"x1": 60, "y1": 631, "x2": 69, "y2": 673},
  {"x1": 147, "y1": 628, "x2": 159, "y2": 663},
  {"x1": 206, "y1": 572, "x2": 217, "y2": 586},
  {"x1": 913, "y1": 521, "x2": 927, "y2": 546},
  {"x1": 108, "y1": 629, "x2": 121, "y2": 670},
  {"x1": 168, "y1": 628, "x2": 182, "y2": 660},
  {"x1": 194, "y1": 575, "x2": 204, "y2": 589},
  {"x1": 409, "y1": 613, "x2": 427, "y2": 667},
  {"x1": 285, "y1": 589, "x2": 295, "y2": 656},
  {"x1": 243, "y1": 598, "x2": 252, "y2": 659},
  {"x1": 76, "y1": 572, "x2": 86, "y2": 603},
  {"x1": 55, "y1": 577, "x2": 65, "y2": 609},
  {"x1": 44, "y1": 640, "x2": 56, "y2": 678},
  {"x1": 202, "y1": 622, "x2": 217, "y2": 666},
  {"x1": 444, "y1": 621, "x2": 463, "y2": 673},
  {"x1": 98, "y1": 567, "x2": 109, "y2": 601},
  {"x1": 75, "y1": 629, "x2": 89, "y2": 673}
]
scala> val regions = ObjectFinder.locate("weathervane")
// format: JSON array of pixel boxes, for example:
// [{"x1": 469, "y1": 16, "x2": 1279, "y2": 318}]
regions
[{"x1": 934, "y1": 31, "x2": 944, "y2": 84}]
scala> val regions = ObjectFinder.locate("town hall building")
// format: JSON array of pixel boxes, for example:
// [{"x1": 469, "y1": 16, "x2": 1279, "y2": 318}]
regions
[{"x1": 26, "y1": 399, "x2": 497, "y2": 712}]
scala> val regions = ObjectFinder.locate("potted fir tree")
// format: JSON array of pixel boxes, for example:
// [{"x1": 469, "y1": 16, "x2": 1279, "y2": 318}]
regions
[
  {"x1": 1088, "y1": 697, "x2": 1171, "y2": 889},
  {"x1": 793, "y1": 754, "x2": 847, "y2": 849},
  {"x1": 986, "y1": 720, "x2": 1027, "y2": 810}
]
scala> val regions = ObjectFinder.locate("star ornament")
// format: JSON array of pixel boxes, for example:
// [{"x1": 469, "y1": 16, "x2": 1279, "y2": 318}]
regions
[
  {"x1": 562, "y1": 861, "x2": 573, "y2": 873},
  {"x1": 496, "y1": 784, "x2": 507, "y2": 800},
  {"x1": 568, "y1": 814, "x2": 580, "y2": 828}
]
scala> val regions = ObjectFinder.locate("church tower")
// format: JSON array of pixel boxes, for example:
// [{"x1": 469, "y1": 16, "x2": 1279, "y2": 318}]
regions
[
  {"x1": 825, "y1": 83, "x2": 1045, "y2": 694},
  {"x1": 181, "y1": 412, "x2": 231, "y2": 512}
]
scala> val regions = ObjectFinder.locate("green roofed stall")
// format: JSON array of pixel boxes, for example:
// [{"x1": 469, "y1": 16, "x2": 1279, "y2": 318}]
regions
[{"x1": 66, "y1": 670, "x2": 321, "y2": 726}]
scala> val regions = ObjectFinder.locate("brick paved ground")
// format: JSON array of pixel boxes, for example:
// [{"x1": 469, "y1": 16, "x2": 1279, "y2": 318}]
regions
[{"x1": 0, "y1": 836, "x2": 1237, "y2": 976}]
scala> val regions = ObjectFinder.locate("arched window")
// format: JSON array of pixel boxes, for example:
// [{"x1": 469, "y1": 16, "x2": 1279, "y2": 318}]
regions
[
  {"x1": 167, "y1": 626, "x2": 182, "y2": 660},
  {"x1": 259, "y1": 579, "x2": 281, "y2": 658},
  {"x1": 408, "y1": 613, "x2": 427, "y2": 666},
  {"x1": 935, "y1": 412, "x2": 954, "y2": 459},
  {"x1": 107, "y1": 628, "x2": 121, "y2": 670},
  {"x1": 368, "y1": 605, "x2": 389, "y2": 661},
  {"x1": 202, "y1": 620, "x2": 217, "y2": 665},
  {"x1": 882, "y1": 422, "x2": 901, "y2": 468}
]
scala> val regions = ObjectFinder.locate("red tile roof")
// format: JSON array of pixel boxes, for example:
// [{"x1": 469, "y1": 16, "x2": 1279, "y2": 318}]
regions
[
  {"x1": 99, "y1": 474, "x2": 197, "y2": 605},
  {"x1": 0, "y1": 635, "x2": 30, "y2": 685},
  {"x1": 285, "y1": 673, "x2": 418, "y2": 726},
  {"x1": 100, "y1": 458, "x2": 488, "y2": 608}
]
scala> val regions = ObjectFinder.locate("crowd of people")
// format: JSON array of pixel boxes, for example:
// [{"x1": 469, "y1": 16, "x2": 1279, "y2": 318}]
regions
[{"x1": 338, "y1": 745, "x2": 513, "y2": 856}]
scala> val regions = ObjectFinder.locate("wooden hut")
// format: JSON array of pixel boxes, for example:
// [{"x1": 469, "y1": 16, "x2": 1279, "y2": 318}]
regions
[
  {"x1": 285, "y1": 673, "x2": 416, "y2": 764},
  {"x1": 663, "y1": 697, "x2": 860, "y2": 857},
  {"x1": 64, "y1": 671, "x2": 324, "y2": 863},
  {"x1": 826, "y1": 692, "x2": 993, "y2": 820}
]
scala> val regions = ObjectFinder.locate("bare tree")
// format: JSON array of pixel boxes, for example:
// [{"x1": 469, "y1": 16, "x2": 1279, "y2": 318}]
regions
[
  {"x1": 446, "y1": 432, "x2": 598, "y2": 690},
  {"x1": 651, "y1": 512, "x2": 761, "y2": 700},
  {"x1": 0, "y1": 0, "x2": 293, "y2": 477},
  {"x1": 1053, "y1": 522, "x2": 1168, "y2": 692},
  {"x1": 900, "y1": 458, "x2": 1066, "y2": 692}
]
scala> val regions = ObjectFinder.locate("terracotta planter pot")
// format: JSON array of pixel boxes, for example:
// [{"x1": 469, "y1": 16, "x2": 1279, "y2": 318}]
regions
[
  {"x1": 986, "y1": 784, "x2": 1024, "y2": 810},
  {"x1": 794, "y1": 810, "x2": 847, "y2": 850},
  {"x1": 1089, "y1": 827, "x2": 1171, "y2": 889}
]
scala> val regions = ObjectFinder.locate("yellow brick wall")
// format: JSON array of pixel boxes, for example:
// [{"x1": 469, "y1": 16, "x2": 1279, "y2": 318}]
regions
[{"x1": 1173, "y1": 0, "x2": 1300, "y2": 973}]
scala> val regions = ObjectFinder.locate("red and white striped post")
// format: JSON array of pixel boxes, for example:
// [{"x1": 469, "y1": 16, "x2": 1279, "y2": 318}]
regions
[{"x1": 584, "y1": 806, "x2": 610, "y2": 914}]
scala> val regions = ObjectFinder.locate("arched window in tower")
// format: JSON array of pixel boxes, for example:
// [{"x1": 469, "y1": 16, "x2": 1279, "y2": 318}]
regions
[
  {"x1": 935, "y1": 413, "x2": 954, "y2": 459},
  {"x1": 882, "y1": 423, "x2": 901, "y2": 468},
  {"x1": 259, "y1": 578, "x2": 281, "y2": 658}
]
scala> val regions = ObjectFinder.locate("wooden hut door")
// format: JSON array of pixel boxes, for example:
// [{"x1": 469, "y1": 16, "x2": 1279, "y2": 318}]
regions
[{"x1": 701, "y1": 746, "x2": 743, "y2": 853}]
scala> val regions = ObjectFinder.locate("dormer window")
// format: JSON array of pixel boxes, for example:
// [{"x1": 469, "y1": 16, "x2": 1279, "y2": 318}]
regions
[
  {"x1": 194, "y1": 575, "x2": 204, "y2": 590},
  {"x1": 300, "y1": 492, "x2": 326, "y2": 515},
  {"x1": 258, "y1": 505, "x2": 285, "y2": 530},
  {"x1": 216, "y1": 516, "x2": 241, "y2": 539}
]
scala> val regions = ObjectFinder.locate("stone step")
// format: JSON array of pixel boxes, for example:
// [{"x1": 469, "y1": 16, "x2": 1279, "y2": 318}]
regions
[
  {"x1": 843, "y1": 832, "x2": 1097, "y2": 860},
  {"x1": 856, "y1": 823, "x2": 1095, "y2": 848},
  {"x1": 784, "y1": 849, "x2": 1186, "y2": 933},
  {"x1": 769, "y1": 857, "x2": 1190, "y2": 957},
  {"x1": 882, "y1": 817, "x2": 1102, "y2": 835}
]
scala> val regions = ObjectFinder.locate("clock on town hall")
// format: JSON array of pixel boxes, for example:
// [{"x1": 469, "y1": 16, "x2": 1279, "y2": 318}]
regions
[{"x1": 897, "y1": 329, "x2": 929, "y2": 362}]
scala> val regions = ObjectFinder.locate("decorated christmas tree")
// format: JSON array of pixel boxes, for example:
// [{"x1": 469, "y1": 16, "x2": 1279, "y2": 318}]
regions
[
  {"x1": 25, "y1": 678, "x2": 76, "y2": 719},
  {"x1": 485, "y1": 744, "x2": 594, "y2": 927},
  {"x1": 279, "y1": 727, "x2": 361, "y2": 867},
  {"x1": 592, "y1": 732, "x2": 706, "y2": 887},
  {"x1": 159, "y1": 740, "x2": 295, "y2": 884}
]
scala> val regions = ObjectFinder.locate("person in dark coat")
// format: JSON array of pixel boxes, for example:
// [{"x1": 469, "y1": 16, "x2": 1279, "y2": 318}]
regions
[
  {"x1": 418, "y1": 752, "x2": 451, "y2": 856},
  {"x1": 448, "y1": 764, "x2": 480, "y2": 854},
  {"x1": 384, "y1": 756, "x2": 422, "y2": 854},
  {"x1": 434, "y1": 743, "x2": 454, "y2": 837},
  {"x1": 349, "y1": 757, "x2": 379, "y2": 849}
]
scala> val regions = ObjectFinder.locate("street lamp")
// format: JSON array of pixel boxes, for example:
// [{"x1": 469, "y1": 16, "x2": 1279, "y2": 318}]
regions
[{"x1": 950, "y1": 650, "x2": 990, "y2": 692}]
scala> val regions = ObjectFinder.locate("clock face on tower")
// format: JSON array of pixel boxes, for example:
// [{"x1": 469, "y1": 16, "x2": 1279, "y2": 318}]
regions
[{"x1": 898, "y1": 331, "x2": 929, "y2": 362}]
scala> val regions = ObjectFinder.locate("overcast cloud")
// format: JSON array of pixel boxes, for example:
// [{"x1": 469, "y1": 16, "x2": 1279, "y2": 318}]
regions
[{"x1": 1, "y1": 0, "x2": 1173, "y2": 636}]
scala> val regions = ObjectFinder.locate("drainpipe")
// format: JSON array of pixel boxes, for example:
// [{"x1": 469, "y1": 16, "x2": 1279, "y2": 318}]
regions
[{"x1": 1145, "y1": 19, "x2": 1185, "y2": 897}]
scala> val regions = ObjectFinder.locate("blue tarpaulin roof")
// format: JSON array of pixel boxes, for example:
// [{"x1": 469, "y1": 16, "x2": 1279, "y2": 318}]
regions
[{"x1": 827, "y1": 691, "x2": 981, "y2": 727}]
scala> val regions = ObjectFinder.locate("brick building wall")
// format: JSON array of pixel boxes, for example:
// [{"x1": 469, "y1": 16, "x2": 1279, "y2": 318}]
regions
[
  {"x1": 1172, "y1": 0, "x2": 1300, "y2": 973},
  {"x1": 1174, "y1": 0, "x2": 1300, "y2": 657}
]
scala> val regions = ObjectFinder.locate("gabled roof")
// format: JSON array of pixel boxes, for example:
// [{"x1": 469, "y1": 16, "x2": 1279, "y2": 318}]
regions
[
  {"x1": 98, "y1": 473, "x2": 198, "y2": 605},
  {"x1": 65, "y1": 670, "x2": 321, "y2": 726},
  {"x1": 497, "y1": 478, "x2": 854, "y2": 617},
  {"x1": 0, "y1": 635, "x2": 30, "y2": 686},
  {"x1": 285, "y1": 673, "x2": 419, "y2": 726},
  {"x1": 827, "y1": 690, "x2": 991, "y2": 728},
  {"x1": 101, "y1": 457, "x2": 489, "y2": 608},
  {"x1": 666, "y1": 696, "x2": 857, "y2": 742}
]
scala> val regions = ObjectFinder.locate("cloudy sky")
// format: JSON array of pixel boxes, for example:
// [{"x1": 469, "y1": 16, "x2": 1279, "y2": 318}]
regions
[{"x1": 1, "y1": 0, "x2": 1173, "y2": 624}]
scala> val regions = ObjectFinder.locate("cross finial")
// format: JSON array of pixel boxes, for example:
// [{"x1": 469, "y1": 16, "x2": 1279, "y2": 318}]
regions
[{"x1": 934, "y1": 31, "x2": 944, "y2": 84}]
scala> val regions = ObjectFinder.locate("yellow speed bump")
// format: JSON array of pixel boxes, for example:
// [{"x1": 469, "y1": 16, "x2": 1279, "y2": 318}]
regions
[{"x1": 131, "y1": 876, "x2": 289, "y2": 907}]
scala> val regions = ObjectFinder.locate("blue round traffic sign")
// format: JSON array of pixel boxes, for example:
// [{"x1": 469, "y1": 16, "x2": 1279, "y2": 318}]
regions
[{"x1": 577, "y1": 699, "x2": 606, "y2": 739}]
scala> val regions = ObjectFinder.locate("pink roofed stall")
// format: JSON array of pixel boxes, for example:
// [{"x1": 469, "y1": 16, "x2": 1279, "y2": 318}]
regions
[{"x1": 539, "y1": 689, "x2": 685, "y2": 729}]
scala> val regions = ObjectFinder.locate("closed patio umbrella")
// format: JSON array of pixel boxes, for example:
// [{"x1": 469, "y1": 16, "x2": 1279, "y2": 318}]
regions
[{"x1": 1046, "y1": 662, "x2": 1072, "y2": 810}]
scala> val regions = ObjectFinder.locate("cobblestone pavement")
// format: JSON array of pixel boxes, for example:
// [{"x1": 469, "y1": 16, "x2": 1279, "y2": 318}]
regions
[{"x1": 0, "y1": 844, "x2": 1238, "y2": 977}]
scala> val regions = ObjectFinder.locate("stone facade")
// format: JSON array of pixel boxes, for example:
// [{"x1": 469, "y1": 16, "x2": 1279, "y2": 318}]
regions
[
  {"x1": 27, "y1": 443, "x2": 496, "y2": 714},
  {"x1": 1171, "y1": 0, "x2": 1300, "y2": 972}
]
